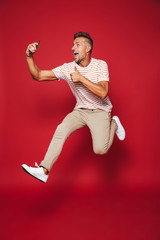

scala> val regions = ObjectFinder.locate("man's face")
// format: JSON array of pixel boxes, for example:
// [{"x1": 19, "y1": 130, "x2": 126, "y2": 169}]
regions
[{"x1": 72, "y1": 37, "x2": 90, "y2": 64}]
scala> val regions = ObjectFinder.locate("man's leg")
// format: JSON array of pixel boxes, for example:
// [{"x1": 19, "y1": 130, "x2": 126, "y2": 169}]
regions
[
  {"x1": 86, "y1": 110, "x2": 117, "y2": 155},
  {"x1": 39, "y1": 109, "x2": 85, "y2": 172},
  {"x1": 21, "y1": 109, "x2": 85, "y2": 182}
]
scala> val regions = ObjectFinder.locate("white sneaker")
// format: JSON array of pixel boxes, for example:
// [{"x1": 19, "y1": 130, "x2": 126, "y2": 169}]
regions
[
  {"x1": 21, "y1": 162, "x2": 48, "y2": 183},
  {"x1": 112, "y1": 116, "x2": 126, "y2": 141}
]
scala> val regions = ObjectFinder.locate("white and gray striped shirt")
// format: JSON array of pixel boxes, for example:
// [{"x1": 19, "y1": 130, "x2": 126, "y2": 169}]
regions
[{"x1": 52, "y1": 58, "x2": 112, "y2": 112}]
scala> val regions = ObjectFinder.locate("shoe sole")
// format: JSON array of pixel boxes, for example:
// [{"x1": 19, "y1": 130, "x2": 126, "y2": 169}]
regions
[
  {"x1": 117, "y1": 119, "x2": 125, "y2": 140},
  {"x1": 112, "y1": 116, "x2": 125, "y2": 141},
  {"x1": 21, "y1": 165, "x2": 46, "y2": 183}
]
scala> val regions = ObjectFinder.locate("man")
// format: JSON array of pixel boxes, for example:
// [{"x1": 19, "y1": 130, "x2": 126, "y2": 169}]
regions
[{"x1": 22, "y1": 32, "x2": 125, "y2": 183}]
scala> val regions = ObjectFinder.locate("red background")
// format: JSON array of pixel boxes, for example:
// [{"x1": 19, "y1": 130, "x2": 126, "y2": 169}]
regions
[{"x1": 0, "y1": 0, "x2": 160, "y2": 239}]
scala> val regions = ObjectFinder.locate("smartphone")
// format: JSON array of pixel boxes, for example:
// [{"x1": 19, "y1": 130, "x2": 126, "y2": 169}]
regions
[{"x1": 29, "y1": 40, "x2": 40, "y2": 55}]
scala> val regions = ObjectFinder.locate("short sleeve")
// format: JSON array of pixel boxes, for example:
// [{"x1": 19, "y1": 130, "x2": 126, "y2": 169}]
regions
[
  {"x1": 97, "y1": 61, "x2": 109, "y2": 82},
  {"x1": 52, "y1": 63, "x2": 67, "y2": 81}
]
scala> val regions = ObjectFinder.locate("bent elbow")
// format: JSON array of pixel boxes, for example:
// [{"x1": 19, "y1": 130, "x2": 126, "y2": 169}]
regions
[
  {"x1": 32, "y1": 77, "x2": 39, "y2": 81},
  {"x1": 32, "y1": 73, "x2": 40, "y2": 81},
  {"x1": 101, "y1": 91, "x2": 108, "y2": 99},
  {"x1": 101, "y1": 94, "x2": 107, "y2": 99}
]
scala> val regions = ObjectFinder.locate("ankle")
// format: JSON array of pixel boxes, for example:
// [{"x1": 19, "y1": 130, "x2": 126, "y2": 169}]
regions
[{"x1": 42, "y1": 167, "x2": 49, "y2": 175}]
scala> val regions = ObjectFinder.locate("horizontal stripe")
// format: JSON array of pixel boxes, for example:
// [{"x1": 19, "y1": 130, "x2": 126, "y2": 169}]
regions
[{"x1": 52, "y1": 58, "x2": 112, "y2": 112}]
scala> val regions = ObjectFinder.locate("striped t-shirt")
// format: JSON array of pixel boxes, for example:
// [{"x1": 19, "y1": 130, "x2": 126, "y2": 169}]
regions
[{"x1": 52, "y1": 58, "x2": 112, "y2": 112}]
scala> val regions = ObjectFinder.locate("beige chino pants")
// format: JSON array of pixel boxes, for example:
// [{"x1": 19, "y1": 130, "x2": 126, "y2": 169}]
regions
[{"x1": 40, "y1": 108, "x2": 117, "y2": 171}]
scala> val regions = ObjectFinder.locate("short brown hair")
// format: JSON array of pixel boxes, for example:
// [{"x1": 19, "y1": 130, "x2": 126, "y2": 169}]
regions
[{"x1": 74, "y1": 32, "x2": 93, "y2": 54}]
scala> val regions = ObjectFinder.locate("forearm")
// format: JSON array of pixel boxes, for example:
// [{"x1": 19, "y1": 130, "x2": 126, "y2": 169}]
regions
[
  {"x1": 25, "y1": 42, "x2": 57, "y2": 81},
  {"x1": 80, "y1": 75, "x2": 108, "y2": 99},
  {"x1": 26, "y1": 55, "x2": 40, "y2": 80}
]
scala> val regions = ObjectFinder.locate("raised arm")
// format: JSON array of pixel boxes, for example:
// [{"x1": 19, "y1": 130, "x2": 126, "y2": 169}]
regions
[{"x1": 25, "y1": 42, "x2": 58, "y2": 81}]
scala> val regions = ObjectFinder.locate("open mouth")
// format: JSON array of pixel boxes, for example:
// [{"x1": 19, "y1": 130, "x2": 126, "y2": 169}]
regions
[{"x1": 74, "y1": 52, "x2": 79, "y2": 57}]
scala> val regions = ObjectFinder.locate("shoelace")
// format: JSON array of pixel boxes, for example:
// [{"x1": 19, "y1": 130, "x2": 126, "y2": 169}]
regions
[
  {"x1": 35, "y1": 162, "x2": 39, "y2": 168},
  {"x1": 34, "y1": 162, "x2": 47, "y2": 177}
]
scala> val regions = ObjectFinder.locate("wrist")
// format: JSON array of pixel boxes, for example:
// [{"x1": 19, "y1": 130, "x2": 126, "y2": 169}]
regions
[
  {"x1": 25, "y1": 53, "x2": 33, "y2": 59},
  {"x1": 79, "y1": 75, "x2": 86, "y2": 83}
]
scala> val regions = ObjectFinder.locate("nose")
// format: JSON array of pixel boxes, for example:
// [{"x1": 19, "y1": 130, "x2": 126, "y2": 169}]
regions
[{"x1": 72, "y1": 45, "x2": 75, "y2": 51}]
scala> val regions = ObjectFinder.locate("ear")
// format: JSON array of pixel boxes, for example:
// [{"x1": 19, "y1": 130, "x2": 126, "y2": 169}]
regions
[{"x1": 86, "y1": 44, "x2": 91, "y2": 54}]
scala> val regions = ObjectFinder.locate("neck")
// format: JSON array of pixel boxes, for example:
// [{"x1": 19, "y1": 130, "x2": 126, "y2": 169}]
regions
[{"x1": 78, "y1": 55, "x2": 91, "y2": 67}]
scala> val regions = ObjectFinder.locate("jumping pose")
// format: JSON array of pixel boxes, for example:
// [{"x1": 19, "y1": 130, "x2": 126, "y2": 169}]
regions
[{"x1": 22, "y1": 32, "x2": 125, "y2": 183}]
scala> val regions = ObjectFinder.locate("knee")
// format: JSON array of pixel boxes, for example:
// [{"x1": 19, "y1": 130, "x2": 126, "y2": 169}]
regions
[{"x1": 93, "y1": 145, "x2": 108, "y2": 155}]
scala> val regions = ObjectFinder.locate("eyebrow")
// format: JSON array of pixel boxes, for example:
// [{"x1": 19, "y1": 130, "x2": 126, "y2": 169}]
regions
[{"x1": 73, "y1": 41, "x2": 80, "y2": 45}]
